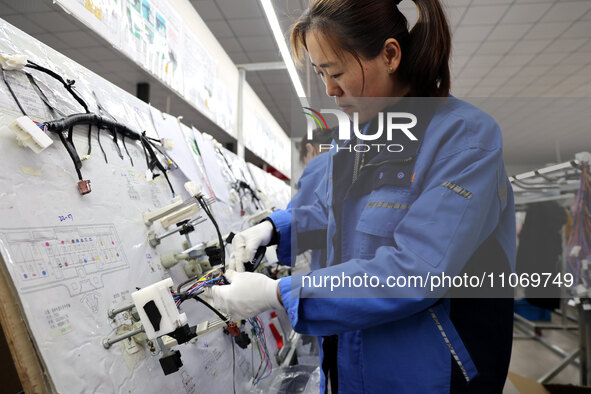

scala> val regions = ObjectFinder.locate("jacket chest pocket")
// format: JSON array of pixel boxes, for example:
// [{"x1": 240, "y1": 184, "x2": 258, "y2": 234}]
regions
[{"x1": 355, "y1": 186, "x2": 415, "y2": 258}]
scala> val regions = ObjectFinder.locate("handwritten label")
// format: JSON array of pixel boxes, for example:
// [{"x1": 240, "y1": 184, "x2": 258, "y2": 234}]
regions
[{"x1": 58, "y1": 214, "x2": 74, "y2": 222}]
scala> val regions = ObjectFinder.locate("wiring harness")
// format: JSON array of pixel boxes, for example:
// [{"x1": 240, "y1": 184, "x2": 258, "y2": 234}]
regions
[
  {"x1": 196, "y1": 194, "x2": 226, "y2": 272},
  {"x1": 249, "y1": 316, "x2": 273, "y2": 385},
  {"x1": 171, "y1": 267, "x2": 273, "y2": 386},
  {"x1": 216, "y1": 147, "x2": 262, "y2": 215},
  {"x1": 42, "y1": 113, "x2": 177, "y2": 196},
  {"x1": 172, "y1": 268, "x2": 225, "y2": 309},
  {"x1": 233, "y1": 180, "x2": 262, "y2": 215},
  {"x1": 2, "y1": 59, "x2": 177, "y2": 196},
  {"x1": 567, "y1": 163, "x2": 591, "y2": 287}
]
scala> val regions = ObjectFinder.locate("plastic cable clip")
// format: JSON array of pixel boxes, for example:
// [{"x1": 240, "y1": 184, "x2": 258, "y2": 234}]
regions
[{"x1": 8, "y1": 116, "x2": 53, "y2": 153}]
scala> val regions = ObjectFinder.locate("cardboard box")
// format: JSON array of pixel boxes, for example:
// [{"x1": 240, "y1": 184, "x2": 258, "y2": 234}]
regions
[{"x1": 509, "y1": 372, "x2": 591, "y2": 393}]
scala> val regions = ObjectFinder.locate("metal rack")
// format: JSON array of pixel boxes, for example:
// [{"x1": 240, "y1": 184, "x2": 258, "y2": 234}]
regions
[{"x1": 510, "y1": 152, "x2": 591, "y2": 385}]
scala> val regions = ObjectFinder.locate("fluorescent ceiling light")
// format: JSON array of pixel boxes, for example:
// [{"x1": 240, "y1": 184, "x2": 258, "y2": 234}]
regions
[{"x1": 260, "y1": 0, "x2": 307, "y2": 100}]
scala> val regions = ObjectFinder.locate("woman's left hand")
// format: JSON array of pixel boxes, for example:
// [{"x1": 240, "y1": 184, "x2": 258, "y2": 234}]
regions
[{"x1": 205, "y1": 270, "x2": 283, "y2": 320}]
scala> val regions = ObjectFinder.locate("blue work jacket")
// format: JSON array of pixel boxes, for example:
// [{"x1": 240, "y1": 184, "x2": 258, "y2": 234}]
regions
[
  {"x1": 268, "y1": 97, "x2": 516, "y2": 393},
  {"x1": 275, "y1": 152, "x2": 330, "y2": 268}
]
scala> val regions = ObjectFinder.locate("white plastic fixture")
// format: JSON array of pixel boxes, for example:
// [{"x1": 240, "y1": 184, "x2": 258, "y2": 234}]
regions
[
  {"x1": 131, "y1": 278, "x2": 187, "y2": 340},
  {"x1": 7, "y1": 116, "x2": 53, "y2": 153}
]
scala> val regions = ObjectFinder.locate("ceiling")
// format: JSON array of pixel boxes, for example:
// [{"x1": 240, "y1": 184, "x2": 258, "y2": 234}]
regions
[
  {"x1": 192, "y1": 0, "x2": 591, "y2": 171},
  {"x1": 0, "y1": 0, "x2": 274, "y2": 168},
  {"x1": 190, "y1": 0, "x2": 322, "y2": 132},
  {"x1": 0, "y1": 0, "x2": 590, "y2": 171}
]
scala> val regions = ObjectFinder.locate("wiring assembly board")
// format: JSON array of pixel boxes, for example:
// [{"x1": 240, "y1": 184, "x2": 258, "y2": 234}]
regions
[{"x1": 0, "y1": 19, "x2": 291, "y2": 394}]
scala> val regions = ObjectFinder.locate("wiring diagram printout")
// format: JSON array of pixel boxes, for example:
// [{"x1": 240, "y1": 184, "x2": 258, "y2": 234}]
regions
[
  {"x1": 120, "y1": 0, "x2": 184, "y2": 94},
  {"x1": 55, "y1": 0, "x2": 122, "y2": 47},
  {"x1": 247, "y1": 163, "x2": 292, "y2": 210},
  {"x1": 213, "y1": 82, "x2": 235, "y2": 137},
  {"x1": 193, "y1": 130, "x2": 230, "y2": 204},
  {"x1": 182, "y1": 28, "x2": 217, "y2": 118},
  {"x1": 0, "y1": 21, "x2": 283, "y2": 394}
]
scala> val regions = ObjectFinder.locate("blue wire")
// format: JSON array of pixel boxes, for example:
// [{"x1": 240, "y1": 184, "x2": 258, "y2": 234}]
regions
[{"x1": 249, "y1": 317, "x2": 272, "y2": 385}]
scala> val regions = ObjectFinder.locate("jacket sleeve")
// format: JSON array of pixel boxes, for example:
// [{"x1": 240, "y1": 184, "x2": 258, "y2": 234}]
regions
[
  {"x1": 267, "y1": 157, "x2": 331, "y2": 266},
  {"x1": 279, "y1": 131, "x2": 509, "y2": 335},
  {"x1": 267, "y1": 205, "x2": 292, "y2": 265}
]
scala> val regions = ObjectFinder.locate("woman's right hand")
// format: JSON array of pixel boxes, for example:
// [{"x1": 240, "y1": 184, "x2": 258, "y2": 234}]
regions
[{"x1": 229, "y1": 221, "x2": 274, "y2": 272}]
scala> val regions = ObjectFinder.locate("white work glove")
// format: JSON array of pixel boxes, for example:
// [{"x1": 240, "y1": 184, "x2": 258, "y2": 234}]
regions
[
  {"x1": 229, "y1": 221, "x2": 274, "y2": 272},
  {"x1": 205, "y1": 270, "x2": 282, "y2": 321}
]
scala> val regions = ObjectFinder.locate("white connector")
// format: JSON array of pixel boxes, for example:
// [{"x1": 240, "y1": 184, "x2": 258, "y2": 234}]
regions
[
  {"x1": 6, "y1": 116, "x2": 53, "y2": 153},
  {"x1": 160, "y1": 335, "x2": 178, "y2": 350},
  {"x1": 131, "y1": 278, "x2": 187, "y2": 340},
  {"x1": 0, "y1": 53, "x2": 28, "y2": 70},
  {"x1": 184, "y1": 181, "x2": 201, "y2": 197}
]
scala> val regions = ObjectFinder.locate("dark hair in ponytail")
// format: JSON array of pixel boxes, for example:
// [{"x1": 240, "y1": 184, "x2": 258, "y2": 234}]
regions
[
  {"x1": 298, "y1": 127, "x2": 334, "y2": 163},
  {"x1": 290, "y1": 0, "x2": 451, "y2": 97}
]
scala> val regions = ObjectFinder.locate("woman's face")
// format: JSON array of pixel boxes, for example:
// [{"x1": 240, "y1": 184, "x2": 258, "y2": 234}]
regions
[{"x1": 306, "y1": 30, "x2": 405, "y2": 122}]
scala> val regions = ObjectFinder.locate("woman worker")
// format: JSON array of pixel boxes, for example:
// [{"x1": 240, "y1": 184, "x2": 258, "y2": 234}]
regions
[{"x1": 208, "y1": 0, "x2": 516, "y2": 392}]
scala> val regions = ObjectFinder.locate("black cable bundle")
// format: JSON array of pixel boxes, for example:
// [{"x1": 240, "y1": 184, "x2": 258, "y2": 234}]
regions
[
  {"x1": 3, "y1": 60, "x2": 178, "y2": 196},
  {"x1": 43, "y1": 114, "x2": 176, "y2": 196},
  {"x1": 196, "y1": 195, "x2": 226, "y2": 273}
]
